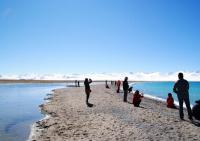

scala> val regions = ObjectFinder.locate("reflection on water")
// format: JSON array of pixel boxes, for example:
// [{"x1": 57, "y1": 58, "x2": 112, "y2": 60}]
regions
[{"x1": 0, "y1": 83, "x2": 66, "y2": 141}]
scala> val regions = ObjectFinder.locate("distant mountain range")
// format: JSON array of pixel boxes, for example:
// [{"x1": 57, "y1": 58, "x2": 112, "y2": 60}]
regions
[{"x1": 0, "y1": 72, "x2": 200, "y2": 81}]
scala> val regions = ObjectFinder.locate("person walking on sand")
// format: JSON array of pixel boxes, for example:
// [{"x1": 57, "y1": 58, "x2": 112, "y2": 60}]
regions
[
  {"x1": 84, "y1": 78, "x2": 93, "y2": 107},
  {"x1": 173, "y1": 73, "x2": 193, "y2": 120},
  {"x1": 123, "y1": 77, "x2": 129, "y2": 102}
]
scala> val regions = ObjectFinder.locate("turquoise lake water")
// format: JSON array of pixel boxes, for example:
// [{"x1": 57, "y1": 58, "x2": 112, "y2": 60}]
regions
[
  {"x1": 132, "y1": 82, "x2": 200, "y2": 105},
  {"x1": 0, "y1": 83, "x2": 66, "y2": 141}
]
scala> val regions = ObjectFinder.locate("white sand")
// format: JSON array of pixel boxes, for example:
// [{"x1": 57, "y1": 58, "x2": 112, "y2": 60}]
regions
[{"x1": 29, "y1": 84, "x2": 200, "y2": 141}]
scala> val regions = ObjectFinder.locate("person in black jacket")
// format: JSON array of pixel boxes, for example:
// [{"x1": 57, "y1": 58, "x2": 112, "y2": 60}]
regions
[
  {"x1": 123, "y1": 77, "x2": 129, "y2": 102},
  {"x1": 173, "y1": 73, "x2": 193, "y2": 120},
  {"x1": 192, "y1": 100, "x2": 200, "y2": 120},
  {"x1": 105, "y1": 80, "x2": 109, "y2": 88},
  {"x1": 84, "y1": 78, "x2": 93, "y2": 107}
]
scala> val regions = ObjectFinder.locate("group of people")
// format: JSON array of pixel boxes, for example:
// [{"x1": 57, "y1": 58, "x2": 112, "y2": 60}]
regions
[
  {"x1": 115, "y1": 77, "x2": 143, "y2": 107},
  {"x1": 84, "y1": 76, "x2": 144, "y2": 108},
  {"x1": 166, "y1": 73, "x2": 200, "y2": 121},
  {"x1": 74, "y1": 80, "x2": 80, "y2": 87},
  {"x1": 83, "y1": 73, "x2": 200, "y2": 121}
]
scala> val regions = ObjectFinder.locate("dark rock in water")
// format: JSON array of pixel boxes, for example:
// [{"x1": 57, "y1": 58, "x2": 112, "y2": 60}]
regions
[
  {"x1": 39, "y1": 104, "x2": 43, "y2": 108},
  {"x1": 44, "y1": 97, "x2": 52, "y2": 100},
  {"x1": 46, "y1": 93, "x2": 53, "y2": 96},
  {"x1": 4, "y1": 115, "x2": 34, "y2": 133}
]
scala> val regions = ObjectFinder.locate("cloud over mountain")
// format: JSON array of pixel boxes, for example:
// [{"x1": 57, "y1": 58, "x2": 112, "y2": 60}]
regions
[{"x1": 1, "y1": 71, "x2": 200, "y2": 81}]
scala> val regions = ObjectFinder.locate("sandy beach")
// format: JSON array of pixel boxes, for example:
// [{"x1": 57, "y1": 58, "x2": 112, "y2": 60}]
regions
[{"x1": 29, "y1": 84, "x2": 200, "y2": 141}]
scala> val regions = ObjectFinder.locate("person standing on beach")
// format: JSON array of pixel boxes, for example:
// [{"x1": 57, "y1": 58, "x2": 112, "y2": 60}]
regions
[
  {"x1": 105, "y1": 80, "x2": 109, "y2": 88},
  {"x1": 75, "y1": 80, "x2": 77, "y2": 87},
  {"x1": 116, "y1": 80, "x2": 121, "y2": 93},
  {"x1": 173, "y1": 73, "x2": 193, "y2": 120},
  {"x1": 84, "y1": 78, "x2": 93, "y2": 107},
  {"x1": 123, "y1": 77, "x2": 129, "y2": 102}
]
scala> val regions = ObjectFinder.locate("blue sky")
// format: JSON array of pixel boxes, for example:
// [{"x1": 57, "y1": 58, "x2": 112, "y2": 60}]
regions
[{"x1": 1, "y1": 0, "x2": 200, "y2": 74}]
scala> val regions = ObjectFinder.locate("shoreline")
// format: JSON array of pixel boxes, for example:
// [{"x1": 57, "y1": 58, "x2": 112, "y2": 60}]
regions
[
  {"x1": 27, "y1": 89, "x2": 56, "y2": 141},
  {"x1": 27, "y1": 89, "x2": 55, "y2": 141},
  {"x1": 27, "y1": 115, "x2": 50, "y2": 141},
  {"x1": 28, "y1": 84, "x2": 200, "y2": 141}
]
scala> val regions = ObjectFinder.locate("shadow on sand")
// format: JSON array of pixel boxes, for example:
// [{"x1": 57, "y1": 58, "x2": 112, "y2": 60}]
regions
[
  {"x1": 127, "y1": 101, "x2": 146, "y2": 109},
  {"x1": 192, "y1": 120, "x2": 200, "y2": 127}
]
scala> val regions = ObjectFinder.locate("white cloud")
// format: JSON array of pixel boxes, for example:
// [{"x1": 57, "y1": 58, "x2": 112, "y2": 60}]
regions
[{"x1": 0, "y1": 71, "x2": 200, "y2": 81}]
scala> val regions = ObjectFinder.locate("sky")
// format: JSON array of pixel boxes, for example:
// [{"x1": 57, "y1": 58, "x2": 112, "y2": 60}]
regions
[{"x1": 1, "y1": 0, "x2": 200, "y2": 75}]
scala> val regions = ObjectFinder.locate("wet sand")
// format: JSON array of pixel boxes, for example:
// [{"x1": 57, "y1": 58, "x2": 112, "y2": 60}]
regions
[{"x1": 29, "y1": 84, "x2": 200, "y2": 141}]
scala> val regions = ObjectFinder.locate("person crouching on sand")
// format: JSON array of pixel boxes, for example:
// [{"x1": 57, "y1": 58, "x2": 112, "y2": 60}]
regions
[
  {"x1": 192, "y1": 100, "x2": 200, "y2": 120},
  {"x1": 84, "y1": 78, "x2": 93, "y2": 107},
  {"x1": 166, "y1": 93, "x2": 177, "y2": 109},
  {"x1": 132, "y1": 90, "x2": 143, "y2": 107}
]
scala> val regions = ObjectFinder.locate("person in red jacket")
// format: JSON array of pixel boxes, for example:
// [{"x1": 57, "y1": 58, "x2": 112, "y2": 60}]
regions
[
  {"x1": 116, "y1": 80, "x2": 121, "y2": 93},
  {"x1": 166, "y1": 93, "x2": 177, "y2": 109},
  {"x1": 132, "y1": 90, "x2": 143, "y2": 107}
]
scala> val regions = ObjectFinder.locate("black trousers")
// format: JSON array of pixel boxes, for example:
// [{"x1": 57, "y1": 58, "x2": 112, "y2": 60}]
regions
[
  {"x1": 124, "y1": 90, "x2": 128, "y2": 102},
  {"x1": 85, "y1": 90, "x2": 90, "y2": 105},
  {"x1": 177, "y1": 93, "x2": 192, "y2": 119},
  {"x1": 117, "y1": 86, "x2": 120, "y2": 93},
  {"x1": 133, "y1": 99, "x2": 141, "y2": 107}
]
